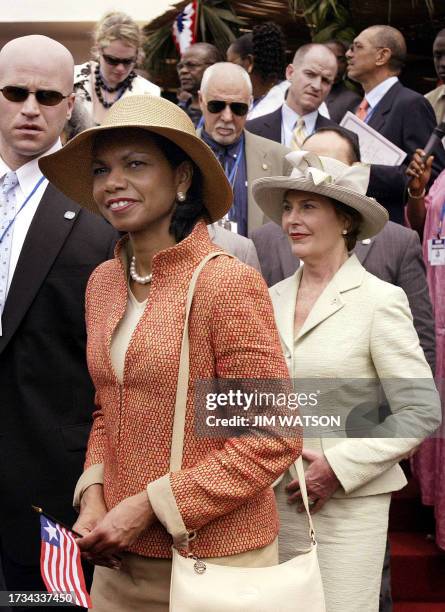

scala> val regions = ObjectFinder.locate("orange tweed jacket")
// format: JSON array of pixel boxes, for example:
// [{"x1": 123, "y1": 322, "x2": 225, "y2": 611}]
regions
[{"x1": 83, "y1": 221, "x2": 302, "y2": 558}]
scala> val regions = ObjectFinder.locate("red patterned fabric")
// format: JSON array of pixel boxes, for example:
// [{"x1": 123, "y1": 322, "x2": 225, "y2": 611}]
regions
[{"x1": 84, "y1": 221, "x2": 302, "y2": 558}]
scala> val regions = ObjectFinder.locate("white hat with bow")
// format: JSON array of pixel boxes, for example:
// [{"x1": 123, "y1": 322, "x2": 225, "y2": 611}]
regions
[{"x1": 252, "y1": 150, "x2": 389, "y2": 240}]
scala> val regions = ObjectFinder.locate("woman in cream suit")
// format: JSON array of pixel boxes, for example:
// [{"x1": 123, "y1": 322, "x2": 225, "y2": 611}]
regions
[{"x1": 252, "y1": 151, "x2": 441, "y2": 612}]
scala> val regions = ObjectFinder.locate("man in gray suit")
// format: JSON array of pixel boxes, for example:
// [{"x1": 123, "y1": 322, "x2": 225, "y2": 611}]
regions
[
  {"x1": 198, "y1": 62, "x2": 290, "y2": 236},
  {"x1": 251, "y1": 126, "x2": 435, "y2": 371},
  {"x1": 208, "y1": 223, "x2": 261, "y2": 271}
]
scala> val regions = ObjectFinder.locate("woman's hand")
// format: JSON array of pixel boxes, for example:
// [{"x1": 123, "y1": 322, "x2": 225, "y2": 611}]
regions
[
  {"x1": 73, "y1": 484, "x2": 121, "y2": 569},
  {"x1": 286, "y1": 449, "x2": 340, "y2": 514},
  {"x1": 406, "y1": 148, "x2": 434, "y2": 196},
  {"x1": 76, "y1": 491, "x2": 155, "y2": 560},
  {"x1": 73, "y1": 484, "x2": 108, "y2": 536}
]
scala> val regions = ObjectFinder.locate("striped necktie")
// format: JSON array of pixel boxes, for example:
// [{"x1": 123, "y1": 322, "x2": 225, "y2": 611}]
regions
[
  {"x1": 291, "y1": 117, "x2": 307, "y2": 150},
  {"x1": 0, "y1": 171, "x2": 18, "y2": 315},
  {"x1": 356, "y1": 98, "x2": 370, "y2": 121}
]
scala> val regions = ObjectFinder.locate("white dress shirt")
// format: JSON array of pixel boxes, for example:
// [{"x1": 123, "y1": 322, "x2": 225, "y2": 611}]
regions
[
  {"x1": 365, "y1": 76, "x2": 398, "y2": 117},
  {"x1": 247, "y1": 81, "x2": 290, "y2": 121},
  {"x1": 281, "y1": 103, "x2": 319, "y2": 147},
  {"x1": 0, "y1": 139, "x2": 61, "y2": 295}
]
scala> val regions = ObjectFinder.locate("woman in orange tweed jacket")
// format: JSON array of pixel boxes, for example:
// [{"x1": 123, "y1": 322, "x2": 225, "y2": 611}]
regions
[{"x1": 40, "y1": 93, "x2": 302, "y2": 610}]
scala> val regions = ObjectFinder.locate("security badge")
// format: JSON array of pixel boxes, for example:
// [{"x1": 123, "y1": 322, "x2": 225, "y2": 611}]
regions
[{"x1": 428, "y1": 238, "x2": 445, "y2": 266}]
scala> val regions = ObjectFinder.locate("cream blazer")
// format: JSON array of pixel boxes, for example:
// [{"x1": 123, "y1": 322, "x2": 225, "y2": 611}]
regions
[{"x1": 270, "y1": 254, "x2": 441, "y2": 498}]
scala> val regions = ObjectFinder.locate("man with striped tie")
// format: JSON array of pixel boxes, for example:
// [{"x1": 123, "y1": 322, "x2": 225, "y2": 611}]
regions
[
  {"x1": 346, "y1": 25, "x2": 445, "y2": 224},
  {"x1": 0, "y1": 35, "x2": 117, "y2": 608},
  {"x1": 246, "y1": 44, "x2": 338, "y2": 148}
]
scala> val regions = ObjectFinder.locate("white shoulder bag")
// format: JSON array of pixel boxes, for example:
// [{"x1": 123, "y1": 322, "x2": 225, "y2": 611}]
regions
[{"x1": 169, "y1": 252, "x2": 326, "y2": 612}]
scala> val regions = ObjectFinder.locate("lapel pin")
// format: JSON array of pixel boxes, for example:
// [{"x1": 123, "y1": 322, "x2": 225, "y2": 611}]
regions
[
  {"x1": 361, "y1": 238, "x2": 371, "y2": 244},
  {"x1": 262, "y1": 163, "x2": 268, "y2": 170},
  {"x1": 64, "y1": 211, "x2": 76, "y2": 220}
]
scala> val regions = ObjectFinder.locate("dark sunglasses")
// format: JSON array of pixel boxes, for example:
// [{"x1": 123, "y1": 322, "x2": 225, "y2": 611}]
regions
[
  {"x1": 206, "y1": 100, "x2": 249, "y2": 116},
  {"x1": 0, "y1": 86, "x2": 69, "y2": 106},
  {"x1": 102, "y1": 53, "x2": 136, "y2": 67}
]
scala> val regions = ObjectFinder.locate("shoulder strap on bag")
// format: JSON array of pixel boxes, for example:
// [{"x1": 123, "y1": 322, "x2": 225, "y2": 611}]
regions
[
  {"x1": 170, "y1": 251, "x2": 228, "y2": 472},
  {"x1": 170, "y1": 251, "x2": 317, "y2": 545}
]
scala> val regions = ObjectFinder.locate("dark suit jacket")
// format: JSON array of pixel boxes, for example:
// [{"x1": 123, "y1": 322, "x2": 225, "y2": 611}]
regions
[
  {"x1": 325, "y1": 82, "x2": 361, "y2": 124},
  {"x1": 0, "y1": 184, "x2": 117, "y2": 564},
  {"x1": 251, "y1": 221, "x2": 435, "y2": 372},
  {"x1": 366, "y1": 81, "x2": 445, "y2": 224},
  {"x1": 246, "y1": 106, "x2": 337, "y2": 143}
]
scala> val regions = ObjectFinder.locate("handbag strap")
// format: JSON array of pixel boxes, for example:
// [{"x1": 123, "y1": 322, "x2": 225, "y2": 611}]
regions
[
  {"x1": 170, "y1": 251, "x2": 228, "y2": 472},
  {"x1": 170, "y1": 251, "x2": 317, "y2": 545},
  {"x1": 294, "y1": 456, "x2": 317, "y2": 544}
]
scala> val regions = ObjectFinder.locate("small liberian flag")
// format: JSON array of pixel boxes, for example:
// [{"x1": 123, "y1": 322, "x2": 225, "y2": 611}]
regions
[
  {"x1": 39, "y1": 515, "x2": 92, "y2": 608},
  {"x1": 172, "y1": 2, "x2": 198, "y2": 54}
]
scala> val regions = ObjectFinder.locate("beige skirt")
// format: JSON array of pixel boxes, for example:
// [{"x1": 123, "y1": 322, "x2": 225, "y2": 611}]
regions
[
  {"x1": 90, "y1": 538, "x2": 278, "y2": 611},
  {"x1": 275, "y1": 472, "x2": 391, "y2": 612}
]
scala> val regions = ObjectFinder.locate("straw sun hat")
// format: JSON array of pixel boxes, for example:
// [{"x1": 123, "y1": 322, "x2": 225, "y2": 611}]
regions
[
  {"x1": 39, "y1": 95, "x2": 233, "y2": 222},
  {"x1": 252, "y1": 150, "x2": 389, "y2": 240}
]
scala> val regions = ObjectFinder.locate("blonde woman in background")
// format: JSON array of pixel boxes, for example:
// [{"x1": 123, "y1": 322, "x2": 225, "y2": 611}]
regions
[{"x1": 74, "y1": 11, "x2": 160, "y2": 125}]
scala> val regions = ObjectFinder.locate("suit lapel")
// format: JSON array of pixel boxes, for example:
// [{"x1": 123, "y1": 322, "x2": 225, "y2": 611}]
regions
[
  {"x1": 249, "y1": 107, "x2": 282, "y2": 142},
  {"x1": 271, "y1": 270, "x2": 300, "y2": 355},
  {"x1": 367, "y1": 81, "x2": 400, "y2": 134},
  {"x1": 0, "y1": 184, "x2": 81, "y2": 354},
  {"x1": 245, "y1": 131, "x2": 268, "y2": 232},
  {"x1": 296, "y1": 254, "x2": 365, "y2": 341},
  {"x1": 296, "y1": 283, "x2": 344, "y2": 341}
]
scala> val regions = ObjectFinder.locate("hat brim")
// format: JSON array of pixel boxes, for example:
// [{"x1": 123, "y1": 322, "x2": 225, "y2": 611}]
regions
[
  {"x1": 39, "y1": 124, "x2": 233, "y2": 223},
  {"x1": 252, "y1": 176, "x2": 388, "y2": 240}
]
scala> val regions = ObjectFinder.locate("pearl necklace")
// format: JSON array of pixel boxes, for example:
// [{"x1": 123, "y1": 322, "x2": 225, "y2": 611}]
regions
[{"x1": 130, "y1": 256, "x2": 152, "y2": 284}]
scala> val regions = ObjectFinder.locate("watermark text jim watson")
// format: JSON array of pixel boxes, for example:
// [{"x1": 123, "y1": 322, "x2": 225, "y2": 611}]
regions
[{"x1": 204, "y1": 390, "x2": 340, "y2": 428}]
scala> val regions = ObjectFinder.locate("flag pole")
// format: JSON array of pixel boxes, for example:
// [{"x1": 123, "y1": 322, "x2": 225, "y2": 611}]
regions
[
  {"x1": 32, "y1": 504, "x2": 122, "y2": 562},
  {"x1": 32, "y1": 505, "x2": 83, "y2": 537}
]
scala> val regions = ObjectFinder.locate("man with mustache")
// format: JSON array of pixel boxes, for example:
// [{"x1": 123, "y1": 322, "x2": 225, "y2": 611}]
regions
[{"x1": 198, "y1": 62, "x2": 290, "y2": 237}]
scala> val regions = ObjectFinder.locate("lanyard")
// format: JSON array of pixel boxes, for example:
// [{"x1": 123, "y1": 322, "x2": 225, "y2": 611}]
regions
[
  {"x1": 436, "y1": 202, "x2": 445, "y2": 238},
  {"x1": 0, "y1": 175, "x2": 45, "y2": 245},
  {"x1": 224, "y1": 137, "x2": 244, "y2": 189}
]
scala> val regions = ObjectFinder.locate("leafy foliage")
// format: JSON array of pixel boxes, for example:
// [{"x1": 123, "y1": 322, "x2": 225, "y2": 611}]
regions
[
  {"x1": 143, "y1": 0, "x2": 244, "y2": 79},
  {"x1": 287, "y1": 0, "x2": 355, "y2": 42}
]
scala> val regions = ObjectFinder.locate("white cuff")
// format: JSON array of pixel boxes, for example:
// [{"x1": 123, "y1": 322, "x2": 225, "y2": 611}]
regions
[
  {"x1": 147, "y1": 474, "x2": 189, "y2": 548},
  {"x1": 73, "y1": 463, "x2": 104, "y2": 511}
]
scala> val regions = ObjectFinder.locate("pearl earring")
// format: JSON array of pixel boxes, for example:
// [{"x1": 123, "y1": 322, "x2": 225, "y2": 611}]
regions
[
  {"x1": 342, "y1": 229, "x2": 348, "y2": 235},
  {"x1": 176, "y1": 191, "x2": 186, "y2": 202}
]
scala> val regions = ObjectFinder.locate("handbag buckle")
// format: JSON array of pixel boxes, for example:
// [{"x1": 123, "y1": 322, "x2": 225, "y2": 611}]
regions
[
  {"x1": 187, "y1": 530, "x2": 197, "y2": 541},
  {"x1": 310, "y1": 529, "x2": 317, "y2": 546},
  {"x1": 187, "y1": 554, "x2": 207, "y2": 575}
]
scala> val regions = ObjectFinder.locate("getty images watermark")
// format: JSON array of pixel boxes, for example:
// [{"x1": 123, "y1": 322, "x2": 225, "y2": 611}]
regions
[
  {"x1": 204, "y1": 388, "x2": 335, "y2": 429},
  {"x1": 194, "y1": 378, "x2": 443, "y2": 439}
]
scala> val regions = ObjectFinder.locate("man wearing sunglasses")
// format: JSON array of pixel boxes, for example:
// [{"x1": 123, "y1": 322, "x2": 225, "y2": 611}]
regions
[
  {"x1": 0, "y1": 35, "x2": 117, "y2": 604},
  {"x1": 198, "y1": 62, "x2": 291, "y2": 237}
]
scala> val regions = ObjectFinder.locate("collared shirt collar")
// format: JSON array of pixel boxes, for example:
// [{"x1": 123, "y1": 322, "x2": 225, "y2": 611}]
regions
[
  {"x1": 0, "y1": 139, "x2": 61, "y2": 194},
  {"x1": 282, "y1": 103, "x2": 318, "y2": 136},
  {"x1": 365, "y1": 76, "x2": 398, "y2": 109},
  {"x1": 201, "y1": 129, "x2": 243, "y2": 157}
]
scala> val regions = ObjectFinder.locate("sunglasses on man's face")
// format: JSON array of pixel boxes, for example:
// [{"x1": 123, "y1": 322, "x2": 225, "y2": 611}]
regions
[
  {"x1": 0, "y1": 86, "x2": 69, "y2": 106},
  {"x1": 206, "y1": 100, "x2": 249, "y2": 117},
  {"x1": 102, "y1": 53, "x2": 136, "y2": 67}
]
